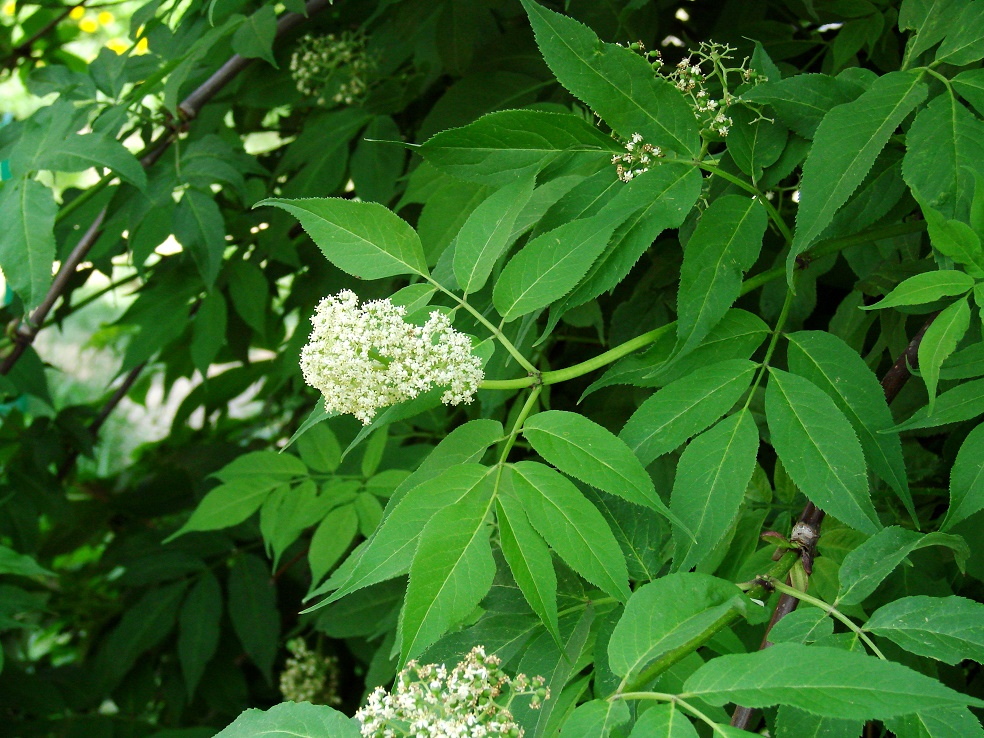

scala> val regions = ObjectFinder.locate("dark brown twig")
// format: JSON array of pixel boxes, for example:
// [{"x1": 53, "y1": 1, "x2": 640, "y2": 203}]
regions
[{"x1": 730, "y1": 312, "x2": 939, "y2": 731}]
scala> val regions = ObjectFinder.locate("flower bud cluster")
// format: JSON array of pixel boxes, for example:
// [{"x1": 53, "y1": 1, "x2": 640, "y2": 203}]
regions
[
  {"x1": 355, "y1": 646, "x2": 549, "y2": 738},
  {"x1": 634, "y1": 41, "x2": 767, "y2": 138},
  {"x1": 300, "y1": 291, "x2": 483, "y2": 424},
  {"x1": 290, "y1": 32, "x2": 375, "y2": 106},
  {"x1": 279, "y1": 639, "x2": 343, "y2": 706},
  {"x1": 612, "y1": 132, "x2": 664, "y2": 182}
]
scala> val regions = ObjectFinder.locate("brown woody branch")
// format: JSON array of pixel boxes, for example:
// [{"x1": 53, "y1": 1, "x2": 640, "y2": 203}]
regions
[
  {"x1": 730, "y1": 312, "x2": 940, "y2": 731},
  {"x1": 0, "y1": 0, "x2": 330, "y2": 377}
]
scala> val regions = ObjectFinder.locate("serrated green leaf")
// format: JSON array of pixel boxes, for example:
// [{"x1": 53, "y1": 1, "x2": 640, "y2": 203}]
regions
[
  {"x1": 316, "y1": 464, "x2": 493, "y2": 607},
  {"x1": 175, "y1": 188, "x2": 226, "y2": 287},
  {"x1": 943, "y1": 422, "x2": 984, "y2": 530},
  {"x1": 296, "y1": 423, "x2": 342, "y2": 474},
  {"x1": 492, "y1": 214, "x2": 615, "y2": 321},
  {"x1": 620, "y1": 359, "x2": 758, "y2": 467},
  {"x1": 520, "y1": 0, "x2": 699, "y2": 157},
  {"x1": 559, "y1": 699, "x2": 629, "y2": 738},
  {"x1": 768, "y1": 607, "x2": 833, "y2": 644},
  {"x1": 862, "y1": 270, "x2": 975, "y2": 309},
  {"x1": 190, "y1": 291, "x2": 228, "y2": 374},
  {"x1": 454, "y1": 176, "x2": 535, "y2": 294},
  {"x1": 609, "y1": 573, "x2": 763, "y2": 680},
  {"x1": 258, "y1": 198, "x2": 428, "y2": 278},
  {"x1": 904, "y1": 94, "x2": 984, "y2": 222},
  {"x1": 228, "y1": 553, "x2": 280, "y2": 682},
  {"x1": 419, "y1": 110, "x2": 620, "y2": 185},
  {"x1": 918, "y1": 198, "x2": 984, "y2": 277},
  {"x1": 681, "y1": 643, "x2": 982, "y2": 719},
  {"x1": 865, "y1": 595, "x2": 984, "y2": 665},
  {"x1": 766, "y1": 368, "x2": 880, "y2": 534},
  {"x1": 677, "y1": 196, "x2": 768, "y2": 357},
  {"x1": 507, "y1": 461, "x2": 630, "y2": 602},
  {"x1": 788, "y1": 71, "x2": 927, "y2": 279},
  {"x1": 890, "y1": 376, "x2": 984, "y2": 431},
  {"x1": 214, "y1": 451, "x2": 308, "y2": 482},
  {"x1": 0, "y1": 177, "x2": 57, "y2": 309},
  {"x1": 775, "y1": 706, "x2": 863, "y2": 738},
  {"x1": 901, "y1": 0, "x2": 965, "y2": 60},
  {"x1": 231, "y1": 4, "x2": 277, "y2": 66},
  {"x1": 670, "y1": 412, "x2": 759, "y2": 572},
  {"x1": 168, "y1": 479, "x2": 280, "y2": 539},
  {"x1": 628, "y1": 703, "x2": 699, "y2": 738},
  {"x1": 887, "y1": 706, "x2": 984, "y2": 738},
  {"x1": 496, "y1": 496, "x2": 560, "y2": 646},
  {"x1": 919, "y1": 297, "x2": 971, "y2": 412},
  {"x1": 953, "y1": 69, "x2": 984, "y2": 117},
  {"x1": 401, "y1": 475, "x2": 495, "y2": 662},
  {"x1": 178, "y1": 572, "x2": 222, "y2": 698},
  {"x1": 787, "y1": 331, "x2": 913, "y2": 520},
  {"x1": 213, "y1": 702, "x2": 359, "y2": 738},
  {"x1": 936, "y1": 2, "x2": 984, "y2": 64},
  {"x1": 523, "y1": 410, "x2": 688, "y2": 531},
  {"x1": 727, "y1": 107, "x2": 788, "y2": 182},
  {"x1": 837, "y1": 526, "x2": 969, "y2": 605}
]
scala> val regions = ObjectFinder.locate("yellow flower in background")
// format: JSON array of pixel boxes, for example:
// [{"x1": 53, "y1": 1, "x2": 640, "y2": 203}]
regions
[
  {"x1": 97, "y1": 10, "x2": 113, "y2": 25},
  {"x1": 106, "y1": 38, "x2": 128, "y2": 54},
  {"x1": 79, "y1": 17, "x2": 98, "y2": 32},
  {"x1": 2, "y1": 1, "x2": 16, "y2": 16},
  {"x1": 134, "y1": 36, "x2": 148, "y2": 54},
  {"x1": 68, "y1": 5, "x2": 84, "y2": 19}
]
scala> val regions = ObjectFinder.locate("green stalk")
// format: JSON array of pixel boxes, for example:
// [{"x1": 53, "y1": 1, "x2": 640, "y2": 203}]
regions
[
  {"x1": 767, "y1": 577, "x2": 887, "y2": 660},
  {"x1": 697, "y1": 162, "x2": 794, "y2": 244}
]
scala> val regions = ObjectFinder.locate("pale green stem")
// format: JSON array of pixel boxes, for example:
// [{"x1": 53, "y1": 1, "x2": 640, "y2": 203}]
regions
[
  {"x1": 427, "y1": 277, "x2": 539, "y2": 375},
  {"x1": 697, "y1": 162, "x2": 794, "y2": 245},
  {"x1": 497, "y1": 386, "x2": 541, "y2": 467},
  {"x1": 742, "y1": 283, "x2": 794, "y2": 412},
  {"x1": 614, "y1": 692, "x2": 731, "y2": 735},
  {"x1": 767, "y1": 577, "x2": 887, "y2": 660}
]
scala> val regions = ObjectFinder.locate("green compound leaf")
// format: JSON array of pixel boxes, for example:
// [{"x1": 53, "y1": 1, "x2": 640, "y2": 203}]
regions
[
  {"x1": 766, "y1": 368, "x2": 880, "y2": 534},
  {"x1": 401, "y1": 473, "x2": 496, "y2": 663},
  {"x1": 620, "y1": 359, "x2": 758, "y2": 467},
  {"x1": 493, "y1": 214, "x2": 615, "y2": 322},
  {"x1": 886, "y1": 706, "x2": 984, "y2": 738},
  {"x1": 0, "y1": 177, "x2": 57, "y2": 310},
  {"x1": 174, "y1": 187, "x2": 227, "y2": 287},
  {"x1": 862, "y1": 270, "x2": 975, "y2": 310},
  {"x1": 520, "y1": 0, "x2": 699, "y2": 157},
  {"x1": 496, "y1": 495, "x2": 560, "y2": 646},
  {"x1": 838, "y1": 526, "x2": 969, "y2": 605},
  {"x1": 454, "y1": 176, "x2": 535, "y2": 294},
  {"x1": 953, "y1": 69, "x2": 984, "y2": 117},
  {"x1": 787, "y1": 331, "x2": 913, "y2": 521},
  {"x1": 258, "y1": 197, "x2": 429, "y2": 279},
  {"x1": 865, "y1": 595, "x2": 984, "y2": 665},
  {"x1": 919, "y1": 200, "x2": 984, "y2": 277},
  {"x1": 918, "y1": 297, "x2": 971, "y2": 413},
  {"x1": 231, "y1": 4, "x2": 277, "y2": 67},
  {"x1": 891, "y1": 376, "x2": 984, "y2": 432},
  {"x1": 681, "y1": 643, "x2": 984, "y2": 720},
  {"x1": 213, "y1": 702, "x2": 360, "y2": 738},
  {"x1": 308, "y1": 505, "x2": 359, "y2": 583},
  {"x1": 943, "y1": 422, "x2": 984, "y2": 530},
  {"x1": 901, "y1": 0, "x2": 965, "y2": 61},
  {"x1": 178, "y1": 572, "x2": 222, "y2": 699},
  {"x1": 419, "y1": 109, "x2": 621, "y2": 185},
  {"x1": 609, "y1": 572, "x2": 765, "y2": 680},
  {"x1": 670, "y1": 411, "x2": 760, "y2": 572},
  {"x1": 788, "y1": 71, "x2": 928, "y2": 280},
  {"x1": 935, "y1": 1, "x2": 984, "y2": 65},
  {"x1": 507, "y1": 461, "x2": 630, "y2": 602},
  {"x1": 676, "y1": 195, "x2": 768, "y2": 357},
  {"x1": 523, "y1": 410, "x2": 690, "y2": 533},
  {"x1": 167, "y1": 479, "x2": 282, "y2": 539}
]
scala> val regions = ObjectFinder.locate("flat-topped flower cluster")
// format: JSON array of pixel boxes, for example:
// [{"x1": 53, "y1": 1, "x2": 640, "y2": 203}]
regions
[
  {"x1": 300, "y1": 290, "x2": 483, "y2": 424},
  {"x1": 356, "y1": 646, "x2": 548, "y2": 738},
  {"x1": 278, "y1": 638, "x2": 342, "y2": 706}
]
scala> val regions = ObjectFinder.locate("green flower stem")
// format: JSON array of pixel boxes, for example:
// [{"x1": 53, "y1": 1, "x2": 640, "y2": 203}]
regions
[
  {"x1": 497, "y1": 386, "x2": 541, "y2": 467},
  {"x1": 615, "y1": 550, "x2": 800, "y2": 695},
  {"x1": 428, "y1": 278, "x2": 539, "y2": 375},
  {"x1": 766, "y1": 577, "x2": 887, "y2": 660},
  {"x1": 697, "y1": 162, "x2": 794, "y2": 245},
  {"x1": 476, "y1": 220, "x2": 927, "y2": 392}
]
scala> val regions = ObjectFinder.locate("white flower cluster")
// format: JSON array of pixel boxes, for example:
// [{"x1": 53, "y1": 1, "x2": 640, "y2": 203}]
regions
[
  {"x1": 637, "y1": 41, "x2": 766, "y2": 138},
  {"x1": 612, "y1": 132, "x2": 664, "y2": 182},
  {"x1": 279, "y1": 638, "x2": 343, "y2": 706},
  {"x1": 356, "y1": 646, "x2": 549, "y2": 738},
  {"x1": 300, "y1": 291, "x2": 483, "y2": 424},
  {"x1": 290, "y1": 32, "x2": 375, "y2": 106}
]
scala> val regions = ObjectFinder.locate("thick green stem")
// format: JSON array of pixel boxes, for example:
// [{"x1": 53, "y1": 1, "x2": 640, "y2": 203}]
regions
[
  {"x1": 497, "y1": 387, "x2": 541, "y2": 466},
  {"x1": 767, "y1": 577, "x2": 887, "y2": 660},
  {"x1": 614, "y1": 550, "x2": 800, "y2": 695},
  {"x1": 697, "y1": 162, "x2": 794, "y2": 245}
]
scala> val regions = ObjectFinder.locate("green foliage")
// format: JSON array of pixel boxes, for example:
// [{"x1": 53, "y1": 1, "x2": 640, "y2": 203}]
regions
[{"x1": 3, "y1": 0, "x2": 984, "y2": 735}]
